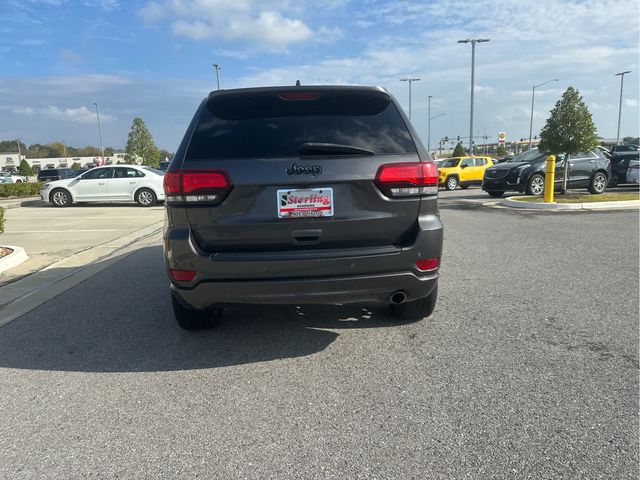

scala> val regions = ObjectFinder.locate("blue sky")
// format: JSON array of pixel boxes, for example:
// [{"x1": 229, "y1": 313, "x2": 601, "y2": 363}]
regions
[{"x1": 1, "y1": 0, "x2": 639, "y2": 151}]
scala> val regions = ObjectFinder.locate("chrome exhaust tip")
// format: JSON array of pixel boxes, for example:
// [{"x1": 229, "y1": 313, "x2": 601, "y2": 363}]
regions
[{"x1": 390, "y1": 291, "x2": 407, "y2": 305}]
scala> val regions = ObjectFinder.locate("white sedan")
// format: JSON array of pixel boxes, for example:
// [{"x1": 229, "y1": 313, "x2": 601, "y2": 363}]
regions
[
  {"x1": 40, "y1": 165, "x2": 165, "y2": 207},
  {"x1": 0, "y1": 172, "x2": 28, "y2": 183}
]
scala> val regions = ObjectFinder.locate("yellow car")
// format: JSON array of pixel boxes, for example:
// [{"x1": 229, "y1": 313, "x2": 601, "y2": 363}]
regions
[{"x1": 438, "y1": 156, "x2": 494, "y2": 190}]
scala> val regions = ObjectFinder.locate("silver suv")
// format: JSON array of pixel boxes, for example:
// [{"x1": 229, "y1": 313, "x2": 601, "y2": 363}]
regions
[{"x1": 163, "y1": 86, "x2": 443, "y2": 329}]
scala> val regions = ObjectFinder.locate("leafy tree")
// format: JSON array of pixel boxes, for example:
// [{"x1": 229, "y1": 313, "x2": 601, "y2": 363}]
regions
[
  {"x1": 18, "y1": 159, "x2": 33, "y2": 176},
  {"x1": 105, "y1": 147, "x2": 114, "y2": 156},
  {"x1": 125, "y1": 117, "x2": 160, "y2": 167},
  {"x1": 71, "y1": 162, "x2": 81, "y2": 170},
  {"x1": 496, "y1": 144, "x2": 507, "y2": 157},
  {"x1": 452, "y1": 142, "x2": 466, "y2": 157},
  {"x1": 0, "y1": 140, "x2": 26, "y2": 154},
  {"x1": 538, "y1": 87, "x2": 598, "y2": 194}
]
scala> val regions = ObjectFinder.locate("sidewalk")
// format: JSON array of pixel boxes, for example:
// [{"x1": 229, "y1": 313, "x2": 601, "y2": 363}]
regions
[{"x1": 0, "y1": 196, "x2": 42, "y2": 210}]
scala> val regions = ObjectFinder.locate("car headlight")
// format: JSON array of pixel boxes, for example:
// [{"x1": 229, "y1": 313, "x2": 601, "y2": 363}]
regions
[{"x1": 41, "y1": 184, "x2": 51, "y2": 190}]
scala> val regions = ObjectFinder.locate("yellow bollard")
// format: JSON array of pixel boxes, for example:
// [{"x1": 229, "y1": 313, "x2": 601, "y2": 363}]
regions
[{"x1": 544, "y1": 155, "x2": 556, "y2": 203}]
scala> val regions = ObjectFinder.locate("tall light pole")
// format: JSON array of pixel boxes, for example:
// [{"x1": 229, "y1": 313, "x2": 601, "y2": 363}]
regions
[
  {"x1": 428, "y1": 111, "x2": 445, "y2": 157},
  {"x1": 93, "y1": 102, "x2": 104, "y2": 160},
  {"x1": 427, "y1": 96, "x2": 432, "y2": 153},
  {"x1": 615, "y1": 70, "x2": 631, "y2": 145},
  {"x1": 62, "y1": 139, "x2": 67, "y2": 159},
  {"x1": 212, "y1": 63, "x2": 221, "y2": 90},
  {"x1": 16, "y1": 138, "x2": 21, "y2": 158},
  {"x1": 528, "y1": 78, "x2": 558, "y2": 149},
  {"x1": 400, "y1": 78, "x2": 421, "y2": 120},
  {"x1": 458, "y1": 38, "x2": 489, "y2": 154}
]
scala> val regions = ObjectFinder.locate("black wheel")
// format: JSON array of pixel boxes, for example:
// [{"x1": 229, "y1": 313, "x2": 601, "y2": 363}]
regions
[
  {"x1": 460, "y1": 184, "x2": 470, "y2": 190},
  {"x1": 487, "y1": 191, "x2": 505, "y2": 198},
  {"x1": 526, "y1": 174, "x2": 545, "y2": 195},
  {"x1": 608, "y1": 174, "x2": 618, "y2": 188},
  {"x1": 588, "y1": 172, "x2": 607, "y2": 194},
  {"x1": 50, "y1": 188, "x2": 71, "y2": 207},
  {"x1": 15, "y1": 179, "x2": 22, "y2": 183},
  {"x1": 136, "y1": 188, "x2": 156, "y2": 207},
  {"x1": 445, "y1": 176, "x2": 458, "y2": 191},
  {"x1": 172, "y1": 295, "x2": 222, "y2": 330},
  {"x1": 390, "y1": 284, "x2": 438, "y2": 320}
]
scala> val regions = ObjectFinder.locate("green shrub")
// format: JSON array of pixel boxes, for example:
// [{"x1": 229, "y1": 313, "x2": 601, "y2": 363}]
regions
[
  {"x1": 0, "y1": 182, "x2": 43, "y2": 198},
  {"x1": 0, "y1": 208, "x2": 4, "y2": 235},
  {"x1": 71, "y1": 162, "x2": 81, "y2": 170},
  {"x1": 452, "y1": 142, "x2": 467, "y2": 157},
  {"x1": 18, "y1": 159, "x2": 33, "y2": 176}
]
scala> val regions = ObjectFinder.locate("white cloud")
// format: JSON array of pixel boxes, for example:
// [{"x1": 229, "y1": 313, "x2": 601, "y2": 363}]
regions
[
  {"x1": 139, "y1": 0, "x2": 337, "y2": 50},
  {"x1": 9, "y1": 105, "x2": 115, "y2": 124}
]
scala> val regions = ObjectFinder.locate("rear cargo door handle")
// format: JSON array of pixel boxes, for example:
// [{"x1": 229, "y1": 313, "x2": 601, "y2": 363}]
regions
[{"x1": 292, "y1": 229, "x2": 322, "y2": 245}]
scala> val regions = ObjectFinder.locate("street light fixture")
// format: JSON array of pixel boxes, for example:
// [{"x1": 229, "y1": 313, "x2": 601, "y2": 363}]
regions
[
  {"x1": 458, "y1": 38, "x2": 490, "y2": 154},
  {"x1": 212, "y1": 63, "x2": 221, "y2": 90},
  {"x1": 528, "y1": 78, "x2": 559, "y2": 149},
  {"x1": 615, "y1": 70, "x2": 631, "y2": 145},
  {"x1": 93, "y1": 102, "x2": 105, "y2": 160},
  {"x1": 427, "y1": 95, "x2": 444, "y2": 155},
  {"x1": 400, "y1": 78, "x2": 421, "y2": 120}
]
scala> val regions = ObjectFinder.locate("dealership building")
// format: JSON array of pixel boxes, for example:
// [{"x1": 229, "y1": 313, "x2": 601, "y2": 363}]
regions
[{"x1": 0, "y1": 151, "x2": 142, "y2": 171}]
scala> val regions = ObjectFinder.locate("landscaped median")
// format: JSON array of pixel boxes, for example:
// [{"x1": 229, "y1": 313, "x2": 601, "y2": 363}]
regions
[
  {"x1": 0, "y1": 182, "x2": 43, "y2": 198},
  {"x1": 502, "y1": 192, "x2": 640, "y2": 210}
]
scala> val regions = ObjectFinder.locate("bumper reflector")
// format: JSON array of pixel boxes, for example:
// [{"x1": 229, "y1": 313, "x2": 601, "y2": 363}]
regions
[
  {"x1": 170, "y1": 269, "x2": 196, "y2": 282},
  {"x1": 416, "y1": 258, "x2": 440, "y2": 272}
]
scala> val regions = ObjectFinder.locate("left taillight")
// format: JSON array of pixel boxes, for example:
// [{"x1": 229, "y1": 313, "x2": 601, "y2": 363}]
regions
[
  {"x1": 375, "y1": 162, "x2": 439, "y2": 198},
  {"x1": 163, "y1": 170, "x2": 232, "y2": 204}
]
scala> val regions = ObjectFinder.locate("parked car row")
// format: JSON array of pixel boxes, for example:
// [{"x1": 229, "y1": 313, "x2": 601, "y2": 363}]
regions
[{"x1": 436, "y1": 145, "x2": 639, "y2": 197}]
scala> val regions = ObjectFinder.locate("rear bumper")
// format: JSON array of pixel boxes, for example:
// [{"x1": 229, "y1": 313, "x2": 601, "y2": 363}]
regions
[
  {"x1": 172, "y1": 271, "x2": 437, "y2": 308},
  {"x1": 165, "y1": 215, "x2": 443, "y2": 307}
]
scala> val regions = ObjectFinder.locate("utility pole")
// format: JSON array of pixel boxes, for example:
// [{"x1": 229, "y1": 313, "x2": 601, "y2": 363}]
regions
[
  {"x1": 615, "y1": 71, "x2": 631, "y2": 145},
  {"x1": 93, "y1": 103, "x2": 105, "y2": 160},
  {"x1": 400, "y1": 78, "x2": 421, "y2": 120},
  {"x1": 529, "y1": 78, "x2": 558, "y2": 149},
  {"x1": 212, "y1": 64, "x2": 221, "y2": 90},
  {"x1": 458, "y1": 38, "x2": 489, "y2": 154},
  {"x1": 16, "y1": 138, "x2": 21, "y2": 159},
  {"x1": 427, "y1": 96, "x2": 432, "y2": 154},
  {"x1": 62, "y1": 139, "x2": 67, "y2": 160}
]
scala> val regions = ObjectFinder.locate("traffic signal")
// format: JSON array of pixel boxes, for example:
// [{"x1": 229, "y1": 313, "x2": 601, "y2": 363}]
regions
[
  {"x1": 457, "y1": 136, "x2": 460, "y2": 141},
  {"x1": 444, "y1": 136, "x2": 449, "y2": 142}
]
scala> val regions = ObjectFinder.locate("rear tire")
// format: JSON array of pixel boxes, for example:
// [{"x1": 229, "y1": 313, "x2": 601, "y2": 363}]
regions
[
  {"x1": 136, "y1": 188, "x2": 156, "y2": 207},
  {"x1": 50, "y1": 188, "x2": 71, "y2": 207},
  {"x1": 172, "y1": 295, "x2": 222, "y2": 330},
  {"x1": 445, "y1": 176, "x2": 458, "y2": 191},
  {"x1": 390, "y1": 284, "x2": 438, "y2": 320},
  {"x1": 487, "y1": 191, "x2": 505, "y2": 198},
  {"x1": 588, "y1": 172, "x2": 607, "y2": 194}
]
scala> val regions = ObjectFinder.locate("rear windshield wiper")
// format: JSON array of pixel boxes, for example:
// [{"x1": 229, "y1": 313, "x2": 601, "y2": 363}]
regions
[{"x1": 298, "y1": 142, "x2": 375, "y2": 156}]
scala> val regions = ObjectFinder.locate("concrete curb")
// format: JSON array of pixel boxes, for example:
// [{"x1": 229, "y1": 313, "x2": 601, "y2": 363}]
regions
[
  {"x1": 502, "y1": 197, "x2": 640, "y2": 211},
  {"x1": 0, "y1": 246, "x2": 29, "y2": 274},
  {"x1": 0, "y1": 220, "x2": 163, "y2": 328},
  {"x1": 0, "y1": 196, "x2": 43, "y2": 210}
]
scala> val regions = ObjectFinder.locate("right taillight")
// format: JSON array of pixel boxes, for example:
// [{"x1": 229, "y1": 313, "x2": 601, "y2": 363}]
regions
[
  {"x1": 163, "y1": 170, "x2": 232, "y2": 204},
  {"x1": 375, "y1": 162, "x2": 439, "y2": 198}
]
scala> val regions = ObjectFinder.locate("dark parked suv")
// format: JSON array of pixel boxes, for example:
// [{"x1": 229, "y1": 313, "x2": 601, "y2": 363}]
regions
[
  {"x1": 164, "y1": 86, "x2": 443, "y2": 329},
  {"x1": 37, "y1": 168, "x2": 76, "y2": 182},
  {"x1": 482, "y1": 148, "x2": 610, "y2": 197}
]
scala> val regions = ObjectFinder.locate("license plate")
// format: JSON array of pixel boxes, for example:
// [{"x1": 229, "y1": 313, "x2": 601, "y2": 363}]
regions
[{"x1": 277, "y1": 188, "x2": 334, "y2": 218}]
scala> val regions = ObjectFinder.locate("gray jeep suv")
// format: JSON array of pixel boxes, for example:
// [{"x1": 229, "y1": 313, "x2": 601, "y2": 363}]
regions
[{"x1": 163, "y1": 85, "x2": 443, "y2": 329}]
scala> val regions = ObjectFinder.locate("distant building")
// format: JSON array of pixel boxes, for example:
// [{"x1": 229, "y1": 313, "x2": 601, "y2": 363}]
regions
[{"x1": 0, "y1": 152, "x2": 142, "y2": 171}]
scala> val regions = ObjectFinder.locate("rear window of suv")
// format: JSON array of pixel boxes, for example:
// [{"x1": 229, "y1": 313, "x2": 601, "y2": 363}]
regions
[{"x1": 186, "y1": 89, "x2": 416, "y2": 160}]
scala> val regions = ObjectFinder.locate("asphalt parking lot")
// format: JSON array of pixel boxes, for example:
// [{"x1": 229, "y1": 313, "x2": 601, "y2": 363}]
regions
[{"x1": 0, "y1": 190, "x2": 638, "y2": 479}]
